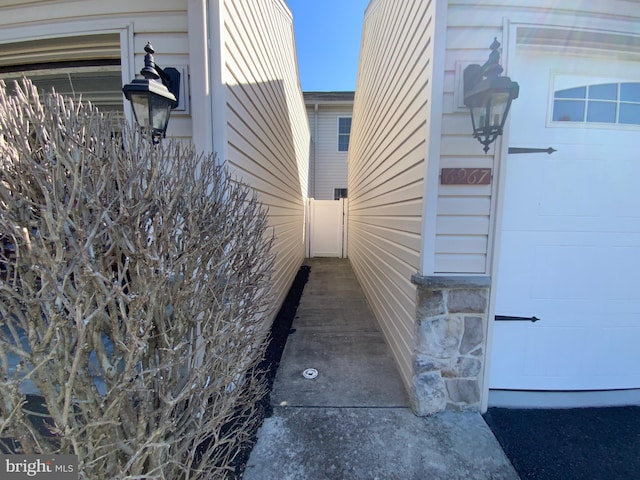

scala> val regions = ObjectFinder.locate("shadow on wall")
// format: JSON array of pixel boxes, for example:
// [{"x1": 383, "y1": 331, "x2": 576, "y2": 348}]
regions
[{"x1": 225, "y1": 80, "x2": 309, "y2": 322}]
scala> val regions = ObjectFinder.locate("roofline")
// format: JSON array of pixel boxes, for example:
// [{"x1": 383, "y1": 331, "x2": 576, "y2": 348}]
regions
[{"x1": 303, "y1": 91, "x2": 355, "y2": 104}]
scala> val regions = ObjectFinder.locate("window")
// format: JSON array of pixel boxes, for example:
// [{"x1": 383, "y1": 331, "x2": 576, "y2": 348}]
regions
[
  {"x1": 0, "y1": 34, "x2": 124, "y2": 126},
  {"x1": 338, "y1": 117, "x2": 351, "y2": 152},
  {"x1": 1, "y1": 67, "x2": 124, "y2": 120},
  {"x1": 552, "y1": 81, "x2": 640, "y2": 125},
  {"x1": 334, "y1": 188, "x2": 348, "y2": 200}
]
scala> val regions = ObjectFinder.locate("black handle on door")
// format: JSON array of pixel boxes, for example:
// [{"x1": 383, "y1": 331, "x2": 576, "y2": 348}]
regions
[
  {"x1": 508, "y1": 147, "x2": 556, "y2": 155},
  {"x1": 495, "y1": 315, "x2": 541, "y2": 322}
]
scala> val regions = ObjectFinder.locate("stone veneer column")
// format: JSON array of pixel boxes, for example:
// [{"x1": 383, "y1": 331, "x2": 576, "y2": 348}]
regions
[{"x1": 409, "y1": 275, "x2": 491, "y2": 415}]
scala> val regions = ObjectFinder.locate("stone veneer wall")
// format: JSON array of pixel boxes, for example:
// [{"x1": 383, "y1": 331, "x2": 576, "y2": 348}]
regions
[{"x1": 409, "y1": 275, "x2": 491, "y2": 415}]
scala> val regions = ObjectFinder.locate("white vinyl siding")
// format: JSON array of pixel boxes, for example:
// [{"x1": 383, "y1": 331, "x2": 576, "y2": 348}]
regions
[
  {"x1": 348, "y1": 0, "x2": 434, "y2": 390},
  {"x1": 221, "y1": 0, "x2": 309, "y2": 317},
  {"x1": 306, "y1": 105, "x2": 351, "y2": 200}
]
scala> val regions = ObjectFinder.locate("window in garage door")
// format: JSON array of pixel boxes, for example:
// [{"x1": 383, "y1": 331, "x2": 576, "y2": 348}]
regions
[{"x1": 552, "y1": 77, "x2": 640, "y2": 126}]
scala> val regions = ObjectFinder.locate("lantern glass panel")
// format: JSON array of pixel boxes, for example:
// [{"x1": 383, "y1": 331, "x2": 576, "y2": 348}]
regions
[
  {"x1": 488, "y1": 91, "x2": 510, "y2": 128},
  {"x1": 471, "y1": 105, "x2": 488, "y2": 131},
  {"x1": 129, "y1": 93, "x2": 150, "y2": 127},
  {"x1": 149, "y1": 94, "x2": 172, "y2": 132}
]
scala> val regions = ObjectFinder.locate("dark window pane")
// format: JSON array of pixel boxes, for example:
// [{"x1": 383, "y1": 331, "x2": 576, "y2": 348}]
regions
[
  {"x1": 619, "y1": 103, "x2": 640, "y2": 125},
  {"x1": 334, "y1": 188, "x2": 348, "y2": 200},
  {"x1": 338, "y1": 117, "x2": 351, "y2": 134},
  {"x1": 620, "y1": 83, "x2": 640, "y2": 102},
  {"x1": 588, "y1": 83, "x2": 617, "y2": 100},
  {"x1": 338, "y1": 135, "x2": 350, "y2": 152},
  {"x1": 338, "y1": 117, "x2": 351, "y2": 152},
  {"x1": 586, "y1": 101, "x2": 616, "y2": 123},
  {"x1": 554, "y1": 86, "x2": 586, "y2": 99},
  {"x1": 553, "y1": 100, "x2": 585, "y2": 121}
]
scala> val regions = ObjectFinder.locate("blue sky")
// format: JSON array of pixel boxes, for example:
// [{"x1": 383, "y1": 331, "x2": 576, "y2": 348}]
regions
[{"x1": 285, "y1": 0, "x2": 371, "y2": 92}]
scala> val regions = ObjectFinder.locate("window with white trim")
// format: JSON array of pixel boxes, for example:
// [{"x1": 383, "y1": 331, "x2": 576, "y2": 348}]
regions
[
  {"x1": 0, "y1": 34, "x2": 124, "y2": 125},
  {"x1": 337, "y1": 116, "x2": 351, "y2": 152},
  {"x1": 552, "y1": 81, "x2": 640, "y2": 125}
]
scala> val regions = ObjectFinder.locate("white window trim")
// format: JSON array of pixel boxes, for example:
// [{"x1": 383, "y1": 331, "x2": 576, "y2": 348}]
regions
[
  {"x1": 0, "y1": 21, "x2": 135, "y2": 125},
  {"x1": 337, "y1": 116, "x2": 351, "y2": 153}
]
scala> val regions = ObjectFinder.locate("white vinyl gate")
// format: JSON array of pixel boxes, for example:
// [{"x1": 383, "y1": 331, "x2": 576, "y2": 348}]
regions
[{"x1": 307, "y1": 198, "x2": 348, "y2": 258}]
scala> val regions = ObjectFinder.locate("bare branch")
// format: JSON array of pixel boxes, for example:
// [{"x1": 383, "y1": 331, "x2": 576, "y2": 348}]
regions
[{"x1": 0, "y1": 79, "x2": 274, "y2": 479}]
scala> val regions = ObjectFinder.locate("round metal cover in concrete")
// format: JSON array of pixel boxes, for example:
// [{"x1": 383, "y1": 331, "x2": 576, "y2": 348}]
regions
[{"x1": 303, "y1": 368, "x2": 318, "y2": 379}]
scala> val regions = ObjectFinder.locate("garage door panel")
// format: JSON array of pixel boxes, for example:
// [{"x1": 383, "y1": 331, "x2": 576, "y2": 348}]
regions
[
  {"x1": 490, "y1": 52, "x2": 640, "y2": 393},
  {"x1": 532, "y1": 245, "x2": 599, "y2": 301},
  {"x1": 490, "y1": 323, "x2": 527, "y2": 389},
  {"x1": 537, "y1": 158, "x2": 604, "y2": 218},
  {"x1": 494, "y1": 325, "x2": 640, "y2": 390},
  {"x1": 522, "y1": 327, "x2": 590, "y2": 384},
  {"x1": 604, "y1": 246, "x2": 640, "y2": 300},
  {"x1": 600, "y1": 327, "x2": 640, "y2": 371}
]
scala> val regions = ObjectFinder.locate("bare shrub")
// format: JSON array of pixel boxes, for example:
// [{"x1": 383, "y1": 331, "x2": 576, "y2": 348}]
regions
[{"x1": 0, "y1": 79, "x2": 274, "y2": 479}]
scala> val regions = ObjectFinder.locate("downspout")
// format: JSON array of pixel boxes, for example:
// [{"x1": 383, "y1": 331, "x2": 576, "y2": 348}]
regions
[
  {"x1": 187, "y1": 0, "x2": 213, "y2": 153},
  {"x1": 313, "y1": 102, "x2": 318, "y2": 199},
  {"x1": 208, "y1": 0, "x2": 228, "y2": 166}
]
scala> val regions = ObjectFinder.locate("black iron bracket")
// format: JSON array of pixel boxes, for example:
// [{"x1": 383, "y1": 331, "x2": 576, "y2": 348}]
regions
[
  {"x1": 508, "y1": 147, "x2": 556, "y2": 155},
  {"x1": 495, "y1": 315, "x2": 541, "y2": 322}
]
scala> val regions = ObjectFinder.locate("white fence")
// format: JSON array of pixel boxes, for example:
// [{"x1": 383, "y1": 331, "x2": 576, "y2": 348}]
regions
[{"x1": 306, "y1": 198, "x2": 348, "y2": 258}]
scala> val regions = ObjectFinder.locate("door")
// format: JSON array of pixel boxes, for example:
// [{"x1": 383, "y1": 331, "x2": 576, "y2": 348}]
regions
[
  {"x1": 308, "y1": 198, "x2": 348, "y2": 258},
  {"x1": 490, "y1": 49, "x2": 640, "y2": 391}
]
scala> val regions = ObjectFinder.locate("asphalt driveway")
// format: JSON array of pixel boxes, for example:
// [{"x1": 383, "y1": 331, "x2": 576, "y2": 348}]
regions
[{"x1": 484, "y1": 406, "x2": 640, "y2": 480}]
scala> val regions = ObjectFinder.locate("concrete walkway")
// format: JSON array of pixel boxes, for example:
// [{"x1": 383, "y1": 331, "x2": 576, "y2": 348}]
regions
[{"x1": 244, "y1": 258, "x2": 518, "y2": 480}]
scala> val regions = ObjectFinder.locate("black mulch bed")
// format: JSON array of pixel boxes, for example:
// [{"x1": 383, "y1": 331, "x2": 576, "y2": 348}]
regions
[
  {"x1": 483, "y1": 406, "x2": 640, "y2": 480},
  {"x1": 231, "y1": 265, "x2": 310, "y2": 477}
]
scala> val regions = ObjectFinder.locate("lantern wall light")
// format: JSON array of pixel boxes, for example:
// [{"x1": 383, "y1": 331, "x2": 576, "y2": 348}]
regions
[
  {"x1": 463, "y1": 38, "x2": 519, "y2": 153},
  {"x1": 123, "y1": 42, "x2": 180, "y2": 143}
]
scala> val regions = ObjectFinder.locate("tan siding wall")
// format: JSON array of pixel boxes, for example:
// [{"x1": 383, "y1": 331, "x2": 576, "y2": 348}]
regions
[
  {"x1": 348, "y1": 0, "x2": 435, "y2": 389},
  {"x1": 222, "y1": 0, "x2": 309, "y2": 318},
  {"x1": 0, "y1": 0, "x2": 192, "y2": 141},
  {"x1": 435, "y1": 0, "x2": 504, "y2": 274},
  {"x1": 306, "y1": 105, "x2": 351, "y2": 200}
]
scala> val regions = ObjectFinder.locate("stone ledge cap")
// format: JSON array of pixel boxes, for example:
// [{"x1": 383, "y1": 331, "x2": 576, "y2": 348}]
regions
[{"x1": 411, "y1": 275, "x2": 491, "y2": 288}]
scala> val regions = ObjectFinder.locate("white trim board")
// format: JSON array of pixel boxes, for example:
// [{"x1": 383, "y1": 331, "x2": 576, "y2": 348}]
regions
[{"x1": 489, "y1": 389, "x2": 640, "y2": 409}]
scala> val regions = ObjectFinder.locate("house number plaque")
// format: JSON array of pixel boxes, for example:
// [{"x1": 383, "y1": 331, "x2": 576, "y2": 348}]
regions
[{"x1": 440, "y1": 168, "x2": 492, "y2": 185}]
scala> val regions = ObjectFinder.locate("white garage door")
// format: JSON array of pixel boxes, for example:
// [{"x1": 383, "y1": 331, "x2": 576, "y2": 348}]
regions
[{"x1": 490, "y1": 49, "x2": 640, "y2": 392}]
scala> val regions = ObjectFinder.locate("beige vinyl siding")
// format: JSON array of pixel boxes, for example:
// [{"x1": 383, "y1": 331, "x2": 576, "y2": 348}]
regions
[
  {"x1": 348, "y1": 0, "x2": 434, "y2": 389},
  {"x1": 221, "y1": 0, "x2": 309, "y2": 318},
  {"x1": 434, "y1": 0, "x2": 504, "y2": 274},
  {"x1": 309, "y1": 107, "x2": 350, "y2": 200},
  {"x1": 0, "y1": 0, "x2": 192, "y2": 141}
]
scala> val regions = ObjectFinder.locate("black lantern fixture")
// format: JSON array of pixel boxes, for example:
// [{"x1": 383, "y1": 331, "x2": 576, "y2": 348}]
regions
[
  {"x1": 463, "y1": 38, "x2": 519, "y2": 153},
  {"x1": 123, "y1": 42, "x2": 180, "y2": 143}
]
